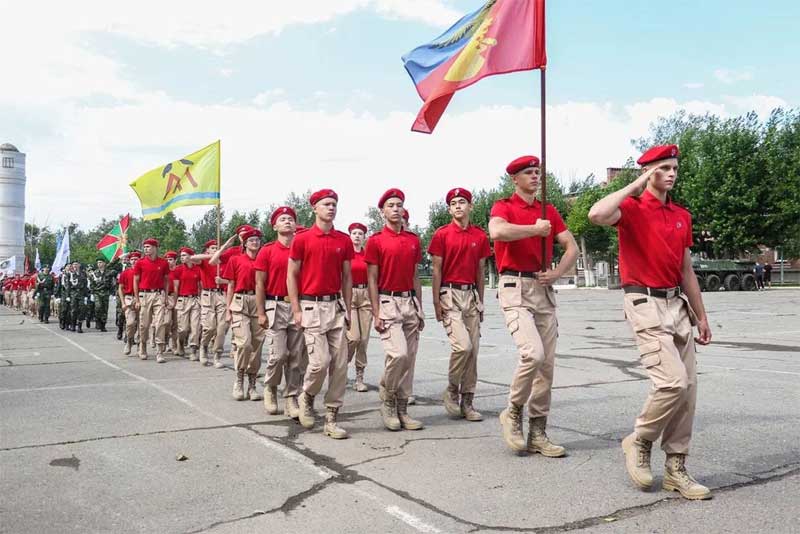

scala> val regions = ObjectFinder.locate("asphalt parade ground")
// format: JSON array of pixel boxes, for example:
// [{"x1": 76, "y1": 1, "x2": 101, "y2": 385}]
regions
[{"x1": 1, "y1": 288, "x2": 798, "y2": 533}]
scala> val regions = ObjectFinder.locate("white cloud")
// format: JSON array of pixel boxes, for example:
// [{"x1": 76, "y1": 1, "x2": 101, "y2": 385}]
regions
[
  {"x1": 722, "y1": 94, "x2": 787, "y2": 117},
  {"x1": 683, "y1": 82, "x2": 704, "y2": 89},
  {"x1": 713, "y1": 68, "x2": 754, "y2": 84},
  {"x1": 219, "y1": 68, "x2": 234, "y2": 78},
  {"x1": 252, "y1": 89, "x2": 287, "y2": 107}
]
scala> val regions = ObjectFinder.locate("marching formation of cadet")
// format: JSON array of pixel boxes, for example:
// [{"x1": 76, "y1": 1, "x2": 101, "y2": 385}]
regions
[{"x1": 2, "y1": 145, "x2": 713, "y2": 499}]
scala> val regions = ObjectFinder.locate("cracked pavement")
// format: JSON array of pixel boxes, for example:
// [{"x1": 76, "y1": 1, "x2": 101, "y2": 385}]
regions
[{"x1": 1, "y1": 288, "x2": 798, "y2": 533}]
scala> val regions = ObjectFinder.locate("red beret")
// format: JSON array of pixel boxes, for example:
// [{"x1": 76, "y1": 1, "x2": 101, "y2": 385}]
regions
[
  {"x1": 235, "y1": 224, "x2": 255, "y2": 235},
  {"x1": 378, "y1": 188, "x2": 405, "y2": 208},
  {"x1": 637, "y1": 144, "x2": 680, "y2": 165},
  {"x1": 129, "y1": 250, "x2": 142, "y2": 259},
  {"x1": 164, "y1": 250, "x2": 178, "y2": 259},
  {"x1": 179, "y1": 247, "x2": 195, "y2": 256},
  {"x1": 309, "y1": 189, "x2": 338, "y2": 206},
  {"x1": 241, "y1": 228, "x2": 263, "y2": 241},
  {"x1": 506, "y1": 155, "x2": 540, "y2": 175},
  {"x1": 402, "y1": 208, "x2": 409, "y2": 221},
  {"x1": 446, "y1": 187, "x2": 472, "y2": 204},
  {"x1": 143, "y1": 238, "x2": 159, "y2": 247},
  {"x1": 348, "y1": 222, "x2": 367, "y2": 233},
  {"x1": 203, "y1": 239, "x2": 217, "y2": 250},
  {"x1": 270, "y1": 206, "x2": 297, "y2": 226}
]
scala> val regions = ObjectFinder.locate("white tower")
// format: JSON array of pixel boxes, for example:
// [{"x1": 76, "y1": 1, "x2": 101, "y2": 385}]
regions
[{"x1": 0, "y1": 143, "x2": 26, "y2": 274}]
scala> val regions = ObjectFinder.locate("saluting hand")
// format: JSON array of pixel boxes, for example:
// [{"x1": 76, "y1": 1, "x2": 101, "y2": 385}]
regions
[{"x1": 695, "y1": 318, "x2": 712, "y2": 345}]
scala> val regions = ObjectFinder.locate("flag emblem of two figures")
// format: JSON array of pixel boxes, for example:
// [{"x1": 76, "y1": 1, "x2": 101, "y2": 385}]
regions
[{"x1": 130, "y1": 140, "x2": 220, "y2": 221}]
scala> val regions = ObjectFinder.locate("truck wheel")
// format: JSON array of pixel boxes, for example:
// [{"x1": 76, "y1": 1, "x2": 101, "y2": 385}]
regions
[
  {"x1": 724, "y1": 274, "x2": 741, "y2": 291},
  {"x1": 705, "y1": 274, "x2": 721, "y2": 292},
  {"x1": 696, "y1": 275, "x2": 706, "y2": 292},
  {"x1": 741, "y1": 274, "x2": 756, "y2": 291}
]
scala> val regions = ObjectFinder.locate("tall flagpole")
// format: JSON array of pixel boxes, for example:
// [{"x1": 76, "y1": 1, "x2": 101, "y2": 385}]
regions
[
  {"x1": 216, "y1": 141, "x2": 222, "y2": 280},
  {"x1": 540, "y1": 67, "x2": 547, "y2": 272}
]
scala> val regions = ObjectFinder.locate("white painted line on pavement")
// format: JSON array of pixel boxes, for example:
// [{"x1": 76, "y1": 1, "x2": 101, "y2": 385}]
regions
[
  {"x1": 35, "y1": 323, "x2": 442, "y2": 533},
  {"x1": 701, "y1": 364, "x2": 800, "y2": 376}
]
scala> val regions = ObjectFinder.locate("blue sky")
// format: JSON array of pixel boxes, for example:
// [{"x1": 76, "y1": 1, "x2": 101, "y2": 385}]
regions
[{"x1": 2, "y1": 0, "x2": 797, "y2": 229}]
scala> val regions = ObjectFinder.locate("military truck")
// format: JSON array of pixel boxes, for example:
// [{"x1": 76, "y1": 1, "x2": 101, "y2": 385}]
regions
[{"x1": 692, "y1": 259, "x2": 756, "y2": 291}]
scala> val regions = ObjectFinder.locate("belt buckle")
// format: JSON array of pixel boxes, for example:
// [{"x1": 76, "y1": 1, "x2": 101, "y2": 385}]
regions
[
  {"x1": 665, "y1": 287, "x2": 676, "y2": 299},
  {"x1": 283, "y1": 296, "x2": 290, "y2": 303}
]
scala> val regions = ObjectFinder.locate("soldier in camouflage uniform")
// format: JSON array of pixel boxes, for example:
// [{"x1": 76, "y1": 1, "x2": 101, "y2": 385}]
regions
[
  {"x1": 116, "y1": 255, "x2": 131, "y2": 340},
  {"x1": 84, "y1": 266, "x2": 96, "y2": 328},
  {"x1": 66, "y1": 261, "x2": 89, "y2": 333},
  {"x1": 34, "y1": 266, "x2": 55, "y2": 323},
  {"x1": 89, "y1": 257, "x2": 121, "y2": 332},
  {"x1": 58, "y1": 265, "x2": 72, "y2": 330}
]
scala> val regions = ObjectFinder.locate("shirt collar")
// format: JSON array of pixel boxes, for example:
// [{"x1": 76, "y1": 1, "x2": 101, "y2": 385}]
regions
[
  {"x1": 311, "y1": 223, "x2": 336, "y2": 236},
  {"x1": 450, "y1": 221, "x2": 471, "y2": 232},
  {"x1": 510, "y1": 192, "x2": 541, "y2": 209},
  {"x1": 382, "y1": 225, "x2": 404, "y2": 236},
  {"x1": 642, "y1": 189, "x2": 674, "y2": 210}
]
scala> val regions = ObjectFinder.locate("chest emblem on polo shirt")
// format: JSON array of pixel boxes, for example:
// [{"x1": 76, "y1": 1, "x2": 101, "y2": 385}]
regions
[
  {"x1": 471, "y1": 242, "x2": 476, "y2": 247},
  {"x1": 676, "y1": 222, "x2": 683, "y2": 229}
]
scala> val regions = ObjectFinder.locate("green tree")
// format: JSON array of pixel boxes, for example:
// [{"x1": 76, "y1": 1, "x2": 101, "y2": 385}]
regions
[{"x1": 190, "y1": 207, "x2": 224, "y2": 251}]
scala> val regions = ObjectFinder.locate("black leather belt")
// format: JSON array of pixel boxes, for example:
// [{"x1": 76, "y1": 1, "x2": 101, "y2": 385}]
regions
[
  {"x1": 353, "y1": 284, "x2": 368, "y2": 289},
  {"x1": 202, "y1": 288, "x2": 223, "y2": 293},
  {"x1": 300, "y1": 293, "x2": 341, "y2": 302},
  {"x1": 442, "y1": 282, "x2": 475, "y2": 290},
  {"x1": 379, "y1": 289, "x2": 416, "y2": 297},
  {"x1": 266, "y1": 294, "x2": 290, "y2": 302},
  {"x1": 235, "y1": 290, "x2": 256, "y2": 295},
  {"x1": 138, "y1": 289, "x2": 162, "y2": 293},
  {"x1": 623, "y1": 286, "x2": 682, "y2": 298},
  {"x1": 178, "y1": 294, "x2": 199, "y2": 298},
  {"x1": 500, "y1": 270, "x2": 539, "y2": 279}
]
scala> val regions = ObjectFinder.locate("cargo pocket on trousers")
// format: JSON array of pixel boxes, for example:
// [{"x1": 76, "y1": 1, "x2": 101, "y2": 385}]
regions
[
  {"x1": 301, "y1": 305, "x2": 321, "y2": 329},
  {"x1": 637, "y1": 340, "x2": 661, "y2": 369},
  {"x1": 379, "y1": 298, "x2": 398, "y2": 321},
  {"x1": 625, "y1": 296, "x2": 661, "y2": 331},
  {"x1": 442, "y1": 315, "x2": 453, "y2": 336},
  {"x1": 504, "y1": 309, "x2": 520, "y2": 336},
  {"x1": 303, "y1": 332, "x2": 315, "y2": 355},
  {"x1": 498, "y1": 278, "x2": 522, "y2": 309},
  {"x1": 545, "y1": 286, "x2": 557, "y2": 308}
]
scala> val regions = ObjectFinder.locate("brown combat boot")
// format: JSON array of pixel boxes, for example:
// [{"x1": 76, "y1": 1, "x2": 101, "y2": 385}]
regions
[
  {"x1": 621, "y1": 432, "x2": 654, "y2": 489},
  {"x1": 323, "y1": 407, "x2": 348, "y2": 439},
  {"x1": 213, "y1": 352, "x2": 224, "y2": 369},
  {"x1": 397, "y1": 398, "x2": 423, "y2": 430},
  {"x1": 527, "y1": 416, "x2": 565, "y2": 457},
  {"x1": 198, "y1": 346, "x2": 209, "y2": 366},
  {"x1": 123, "y1": 340, "x2": 132, "y2": 356},
  {"x1": 284, "y1": 395, "x2": 300, "y2": 419},
  {"x1": 298, "y1": 392, "x2": 316, "y2": 429},
  {"x1": 263, "y1": 386, "x2": 279, "y2": 414},
  {"x1": 354, "y1": 369, "x2": 368, "y2": 392},
  {"x1": 188, "y1": 347, "x2": 198, "y2": 361},
  {"x1": 381, "y1": 392, "x2": 401, "y2": 431},
  {"x1": 499, "y1": 403, "x2": 526, "y2": 452},
  {"x1": 663, "y1": 454, "x2": 712, "y2": 500},
  {"x1": 460, "y1": 392, "x2": 483, "y2": 422},
  {"x1": 443, "y1": 385, "x2": 462, "y2": 417},
  {"x1": 247, "y1": 374, "x2": 262, "y2": 401},
  {"x1": 232, "y1": 369, "x2": 246, "y2": 401}
]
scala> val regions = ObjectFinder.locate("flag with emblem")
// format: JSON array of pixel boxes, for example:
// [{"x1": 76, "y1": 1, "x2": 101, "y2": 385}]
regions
[
  {"x1": 402, "y1": 0, "x2": 546, "y2": 133},
  {"x1": 96, "y1": 214, "x2": 130, "y2": 262},
  {"x1": 130, "y1": 141, "x2": 221, "y2": 220}
]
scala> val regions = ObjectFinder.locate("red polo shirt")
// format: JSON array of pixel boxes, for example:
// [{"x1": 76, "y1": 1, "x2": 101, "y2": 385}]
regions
[
  {"x1": 351, "y1": 249, "x2": 368, "y2": 285},
  {"x1": 254, "y1": 240, "x2": 291, "y2": 296},
  {"x1": 428, "y1": 222, "x2": 491, "y2": 284},
  {"x1": 490, "y1": 194, "x2": 567, "y2": 273},
  {"x1": 133, "y1": 256, "x2": 170, "y2": 291},
  {"x1": 118, "y1": 268, "x2": 135, "y2": 295},
  {"x1": 171, "y1": 264, "x2": 202, "y2": 296},
  {"x1": 617, "y1": 190, "x2": 693, "y2": 288},
  {"x1": 198, "y1": 260, "x2": 223, "y2": 290},
  {"x1": 289, "y1": 225, "x2": 353, "y2": 295},
  {"x1": 223, "y1": 252, "x2": 258, "y2": 293},
  {"x1": 364, "y1": 226, "x2": 421, "y2": 292}
]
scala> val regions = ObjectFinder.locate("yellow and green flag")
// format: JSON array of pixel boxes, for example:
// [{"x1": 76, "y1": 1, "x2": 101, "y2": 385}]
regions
[{"x1": 130, "y1": 140, "x2": 220, "y2": 220}]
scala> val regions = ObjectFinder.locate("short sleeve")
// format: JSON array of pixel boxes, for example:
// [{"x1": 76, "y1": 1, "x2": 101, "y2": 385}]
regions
[
  {"x1": 342, "y1": 236, "x2": 355, "y2": 260},
  {"x1": 478, "y1": 231, "x2": 492, "y2": 259},
  {"x1": 427, "y1": 228, "x2": 443, "y2": 257},
  {"x1": 254, "y1": 246, "x2": 269, "y2": 272},
  {"x1": 414, "y1": 235, "x2": 423, "y2": 264},
  {"x1": 222, "y1": 257, "x2": 236, "y2": 281},
  {"x1": 685, "y1": 214, "x2": 693, "y2": 248},
  {"x1": 133, "y1": 261, "x2": 142, "y2": 277},
  {"x1": 364, "y1": 237, "x2": 381, "y2": 265},
  {"x1": 169, "y1": 268, "x2": 179, "y2": 282},
  {"x1": 289, "y1": 234, "x2": 305, "y2": 261},
  {"x1": 489, "y1": 201, "x2": 509, "y2": 220},
  {"x1": 549, "y1": 206, "x2": 567, "y2": 236},
  {"x1": 616, "y1": 197, "x2": 636, "y2": 229}
]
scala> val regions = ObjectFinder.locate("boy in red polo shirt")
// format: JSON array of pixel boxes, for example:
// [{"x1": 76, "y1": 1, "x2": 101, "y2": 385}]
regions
[
  {"x1": 118, "y1": 251, "x2": 141, "y2": 355},
  {"x1": 190, "y1": 239, "x2": 228, "y2": 368},
  {"x1": 366, "y1": 188, "x2": 425, "y2": 432},
  {"x1": 223, "y1": 228, "x2": 266, "y2": 402},
  {"x1": 589, "y1": 144, "x2": 712, "y2": 500},
  {"x1": 429, "y1": 188, "x2": 491, "y2": 422},
  {"x1": 288, "y1": 189, "x2": 353, "y2": 439},
  {"x1": 346, "y1": 222, "x2": 372, "y2": 393},
  {"x1": 256, "y1": 206, "x2": 304, "y2": 418},
  {"x1": 162, "y1": 251, "x2": 179, "y2": 354},
  {"x1": 172, "y1": 247, "x2": 202, "y2": 361},
  {"x1": 133, "y1": 239, "x2": 171, "y2": 362},
  {"x1": 489, "y1": 155, "x2": 578, "y2": 456}
]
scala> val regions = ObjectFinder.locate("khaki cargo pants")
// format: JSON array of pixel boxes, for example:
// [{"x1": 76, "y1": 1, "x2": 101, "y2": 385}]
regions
[
  {"x1": 623, "y1": 292, "x2": 697, "y2": 455},
  {"x1": 161, "y1": 295, "x2": 178, "y2": 349},
  {"x1": 123, "y1": 295, "x2": 138, "y2": 342},
  {"x1": 201, "y1": 289, "x2": 229, "y2": 355},
  {"x1": 301, "y1": 298, "x2": 348, "y2": 409},
  {"x1": 378, "y1": 295, "x2": 423, "y2": 400},
  {"x1": 498, "y1": 274, "x2": 558, "y2": 416},
  {"x1": 346, "y1": 287, "x2": 373, "y2": 371},
  {"x1": 230, "y1": 293, "x2": 265, "y2": 375},
  {"x1": 176, "y1": 295, "x2": 201, "y2": 352},
  {"x1": 440, "y1": 286, "x2": 482, "y2": 395},
  {"x1": 138, "y1": 291, "x2": 165, "y2": 356},
  {"x1": 264, "y1": 299, "x2": 305, "y2": 398}
]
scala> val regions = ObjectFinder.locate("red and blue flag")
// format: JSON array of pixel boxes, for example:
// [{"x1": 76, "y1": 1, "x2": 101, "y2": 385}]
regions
[{"x1": 402, "y1": 0, "x2": 547, "y2": 134}]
